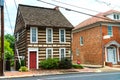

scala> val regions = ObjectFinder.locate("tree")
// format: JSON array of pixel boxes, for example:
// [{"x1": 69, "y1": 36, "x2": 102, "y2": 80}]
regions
[
  {"x1": 4, "y1": 39, "x2": 14, "y2": 60},
  {"x1": 4, "y1": 34, "x2": 15, "y2": 51},
  {"x1": 4, "y1": 34, "x2": 15, "y2": 60}
]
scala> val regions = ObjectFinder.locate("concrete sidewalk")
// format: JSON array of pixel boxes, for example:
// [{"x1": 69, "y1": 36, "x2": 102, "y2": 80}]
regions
[
  {"x1": 0, "y1": 68, "x2": 97, "y2": 78},
  {"x1": 1, "y1": 67, "x2": 120, "y2": 79}
]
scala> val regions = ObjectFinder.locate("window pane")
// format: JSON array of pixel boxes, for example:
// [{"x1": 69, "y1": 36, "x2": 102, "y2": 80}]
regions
[
  {"x1": 47, "y1": 29, "x2": 52, "y2": 42},
  {"x1": 80, "y1": 37, "x2": 83, "y2": 45},
  {"x1": 48, "y1": 29, "x2": 52, "y2": 42},
  {"x1": 32, "y1": 28, "x2": 36, "y2": 42},
  {"x1": 114, "y1": 14, "x2": 116, "y2": 19},
  {"x1": 48, "y1": 49, "x2": 51, "y2": 58},
  {"x1": 60, "y1": 30, "x2": 65, "y2": 42},
  {"x1": 108, "y1": 26, "x2": 112, "y2": 36},
  {"x1": 61, "y1": 49, "x2": 64, "y2": 59},
  {"x1": 117, "y1": 15, "x2": 119, "y2": 19}
]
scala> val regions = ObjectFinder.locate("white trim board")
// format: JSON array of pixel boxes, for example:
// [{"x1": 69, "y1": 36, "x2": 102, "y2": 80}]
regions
[{"x1": 28, "y1": 48, "x2": 39, "y2": 70}]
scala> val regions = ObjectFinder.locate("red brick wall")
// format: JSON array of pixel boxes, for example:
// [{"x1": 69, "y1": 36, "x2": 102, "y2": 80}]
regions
[
  {"x1": 72, "y1": 26, "x2": 103, "y2": 65},
  {"x1": 102, "y1": 25, "x2": 120, "y2": 44},
  {"x1": 72, "y1": 25, "x2": 120, "y2": 65}
]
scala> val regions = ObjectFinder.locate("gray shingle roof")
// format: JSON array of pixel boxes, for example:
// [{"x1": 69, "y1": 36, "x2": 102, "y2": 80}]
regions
[{"x1": 18, "y1": 4, "x2": 73, "y2": 28}]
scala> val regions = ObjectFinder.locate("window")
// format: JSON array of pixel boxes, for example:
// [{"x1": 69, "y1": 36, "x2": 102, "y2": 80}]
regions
[
  {"x1": 59, "y1": 29, "x2": 66, "y2": 43},
  {"x1": 46, "y1": 48, "x2": 53, "y2": 59},
  {"x1": 80, "y1": 36, "x2": 84, "y2": 46},
  {"x1": 76, "y1": 48, "x2": 80, "y2": 56},
  {"x1": 30, "y1": 27, "x2": 38, "y2": 43},
  {"x1": 17, "y1": 33, "x2": 19, "y2": 41},
  {"x1": 114, "y1": 14, "x2": 117, "y2": 19},
  {"x1": 117, "y1": 15, "x2": 119, "y2": 19},
  {"x1": 113, "y1": 14, "x2": 120, "y2": 20},
  {"x1": 108, "y1": 25, "x2": 113, "y2": 36},
  {"x1": 46, "y1": 28, "x2": 53, "y2": 43},
  {"x1": 59, "y1": 48, "x2": 66, "y2": 60}
]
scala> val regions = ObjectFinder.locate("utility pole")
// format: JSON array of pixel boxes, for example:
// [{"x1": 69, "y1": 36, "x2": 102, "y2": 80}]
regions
[{"x1": 0, "y1": 0, "x2": 4, "y2": 76}]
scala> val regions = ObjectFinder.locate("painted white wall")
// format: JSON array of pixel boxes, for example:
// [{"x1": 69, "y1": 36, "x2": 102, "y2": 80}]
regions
[{"x1": 107, "y1": 14, "x2": 114, "y2": 20}]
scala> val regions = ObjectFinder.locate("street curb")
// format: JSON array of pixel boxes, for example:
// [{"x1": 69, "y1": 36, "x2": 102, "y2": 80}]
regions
[
  {"x1": 2, "y1": 68, "x2": 117, "y2": 79},
  {"x1": 0, "y1": 71, "x2": 97, "y2": 79}
]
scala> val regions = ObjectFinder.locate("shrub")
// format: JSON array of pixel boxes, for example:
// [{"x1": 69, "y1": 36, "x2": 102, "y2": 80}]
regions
[
  {"x1": 72, "y1": 64, "x2": 84, "y2": 69},
  {"x1": 39, "y1": 58, "x2": 59, "y2": 69},
  {"x1": 59, "y1": 58, "x2": 72, "y2": 69},
  {"x1": 19, "y1": 66, "x2": 28, "y2": 72}
]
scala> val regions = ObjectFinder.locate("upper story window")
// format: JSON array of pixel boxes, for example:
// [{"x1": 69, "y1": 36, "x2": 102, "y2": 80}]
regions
[
  {"x1": 113, "y1": 14, "x2": 120, "y2": 20},
  {"x1": 108, "y1": 25, "x2": 113, "y2": 36},
  {"x1": 46, "y1": 28, "x2": 53, "y2": 43},
  {"x1": 59, "y1": 29, "x2": 66, "y2": 43},
  {"x1": 30, "y1": 27, "x2": 38, "y2": 43},
  {"x1": 46, "y1": 48, "x2": 53, "y2": 59},
  {"x1": 59, "y1": 48, "x2": 66, "y2": 60},
  {"x1": 80, "y1": 36, "x2": 84, "y2": 46}
]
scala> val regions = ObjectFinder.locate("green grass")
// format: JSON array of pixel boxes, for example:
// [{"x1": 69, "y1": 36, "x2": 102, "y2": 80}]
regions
[{"x1": 72, "y1": 64, "x2": 84, "y2": 69}]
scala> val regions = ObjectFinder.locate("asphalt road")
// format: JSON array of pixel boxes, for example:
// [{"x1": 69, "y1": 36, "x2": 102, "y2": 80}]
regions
[{"x1": 2, "y1": 72, "x2": 120, "y2": 80}]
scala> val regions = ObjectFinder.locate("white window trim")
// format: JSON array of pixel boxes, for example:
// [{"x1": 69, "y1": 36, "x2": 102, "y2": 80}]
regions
[
  {"x1": 30, "y1": 27, "x2": 38, "y2": 43},
  {"x1": 46, "y1": 48, "x2": 53, "y2": 59},
  {"x1": 80, "y1": 36, "x2": 84, "y2": 46},
  {"x1": 106, "y1": 46, "x2": 117, "y2": 63},
  {"x1": 108, "y1": 25, "x2": 113, "y2": 37},
  {"x1": 59, "y1": 48, "x2": 66, "y2": 60},
  {"x1": 28, "y1": 48, "x2": 38, "y2": 70},
  {"x1": 46, "y1": 28, "x2": 53, "y2": 43},
  {"x1": 59, "y1": 29, "x2": 66, "y2": 43},
  {"x1": 117, "y1": 47, "x2": 120, "y2": 62}
]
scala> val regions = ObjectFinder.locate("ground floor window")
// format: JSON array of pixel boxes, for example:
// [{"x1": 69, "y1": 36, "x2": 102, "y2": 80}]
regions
[
  {"x1": 46, "y1": 48, "x2": 53, "y2": 59},
  {"x1": 59, "y1": 48, "x2": 66, "y2": 60}
]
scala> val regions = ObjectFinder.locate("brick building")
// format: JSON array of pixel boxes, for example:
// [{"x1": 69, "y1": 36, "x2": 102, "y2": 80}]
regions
[{"x1": 72, "y1": 10, "x2": 120, "y2": 66}]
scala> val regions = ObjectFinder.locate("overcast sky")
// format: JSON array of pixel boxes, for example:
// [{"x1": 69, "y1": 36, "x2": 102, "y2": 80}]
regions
[{"x1": 4, "y1": 0, "x2": 120, "y2": 34}]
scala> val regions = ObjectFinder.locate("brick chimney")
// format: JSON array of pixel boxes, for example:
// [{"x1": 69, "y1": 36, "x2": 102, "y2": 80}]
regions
[{"x1": 54, "y1": 6, "x2": 59, "y2": 10}]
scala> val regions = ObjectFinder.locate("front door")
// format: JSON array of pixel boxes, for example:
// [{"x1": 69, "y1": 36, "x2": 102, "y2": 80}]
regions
[
  {"x1": 30, "y1": 51, "x2": 37, "y2": 69},
  {"x1": 107, "y1": 46, "x2": 117, "y2": 64}
]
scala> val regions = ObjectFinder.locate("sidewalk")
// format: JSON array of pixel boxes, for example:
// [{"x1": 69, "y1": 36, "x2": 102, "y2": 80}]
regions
[
  {"x1": 1, "y1": 66, "x2": 120, "y2": 79},
  {"x1": 1, "y1": 68, "x2": 96, "y2": 78}
]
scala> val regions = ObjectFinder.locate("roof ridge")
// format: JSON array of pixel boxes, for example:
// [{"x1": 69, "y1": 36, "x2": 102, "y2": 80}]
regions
[
  {"x1": 19, "y1": 4, "x2": 56, "y2": 11},
  {"x1": 74, "y1": 9, "x2": 120, "y2": 31}
]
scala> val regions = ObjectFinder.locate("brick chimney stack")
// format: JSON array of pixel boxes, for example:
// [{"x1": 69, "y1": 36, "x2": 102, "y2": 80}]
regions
[{"x1": 54, "y1": 6, "x2": 59, "y2": 10}]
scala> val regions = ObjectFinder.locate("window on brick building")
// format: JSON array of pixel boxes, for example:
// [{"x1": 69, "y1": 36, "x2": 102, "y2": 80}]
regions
[
  {"x1": 80, "y1": 36, "x2": 84, "y2": 46},
  {"x1": 108, "y1": 25, "x2": 113, "y2": 36},
  {"x1": 76, "y1": 48, "x2": 80, "y2": 56}
]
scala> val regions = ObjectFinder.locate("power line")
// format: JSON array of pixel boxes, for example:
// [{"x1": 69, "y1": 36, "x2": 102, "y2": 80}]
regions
[
  {"x1": 95, "y1": 0, "x2": 120, "y2": 9},
  {"x1": 4, "y1": 1, "x2": 14, "y2": 34},
  {"x1": 13, "y1": 0, "x2": 18, "y2": 9},
  {"x1": 37, "y1": 0, "x2": 119, "y2": 23},
  {"x1": 52, "y1": 0, "x2": 100, "y2": 13}
]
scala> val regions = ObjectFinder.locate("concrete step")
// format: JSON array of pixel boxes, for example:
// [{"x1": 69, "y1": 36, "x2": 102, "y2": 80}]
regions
[{"x1": 113, "y1": 65, "x2": 120, "y2": 68}]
